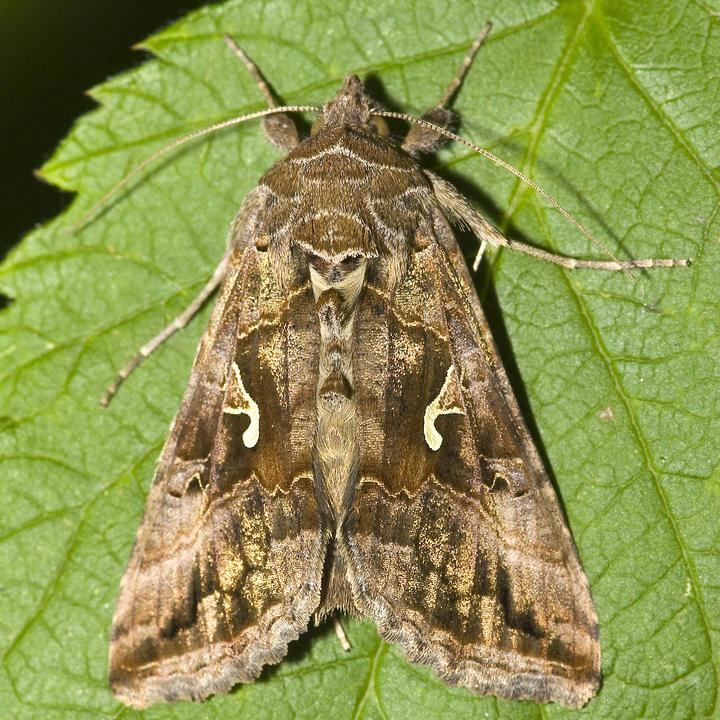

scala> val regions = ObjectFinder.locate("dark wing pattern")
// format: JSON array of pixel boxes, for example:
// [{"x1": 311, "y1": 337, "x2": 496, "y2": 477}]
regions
[
  {"x1": 109, "y1": 191, "x2": 327, "y2": 708},
  {"x1": 344, "y1": 204, "x2": 600, "y2": 707}
]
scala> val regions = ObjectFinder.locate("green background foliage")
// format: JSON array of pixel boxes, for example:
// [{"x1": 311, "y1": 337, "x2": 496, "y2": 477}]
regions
[
  {"x1": 0, "y1": 0, "x2": 208, "y2": 260},
  {"x1": 1, "y1": 0, "x2": 718, "y2": 718}
]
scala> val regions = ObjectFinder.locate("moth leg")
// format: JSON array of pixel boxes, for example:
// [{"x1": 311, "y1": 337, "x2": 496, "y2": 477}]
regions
[
  {"x1": 100, "y1": 252, "x2": 230, "y2": 407},
  {"x1": 402, "y1": 22, "x2": 492, "y2": 155},
  {"x1": 224, "y1": 35, "x2": 300, "y2": 150},
  {"x1": 428, "y1": 171, "x2": 689, "y2": 272},
  {"x1": 333, "y1": 616, "x2": 351, "y2": 652}
]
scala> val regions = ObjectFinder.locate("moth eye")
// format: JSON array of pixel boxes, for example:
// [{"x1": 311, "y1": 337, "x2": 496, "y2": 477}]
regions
[
  {"x1": 310, "y1": 117, "x2": 325, "y2": 136},
  {"x1": 254, "y1": 235, "x2": 269, "y2": 252},
  {"x1": 369, "y1": 115, "x2": 390, "y2": 137}
]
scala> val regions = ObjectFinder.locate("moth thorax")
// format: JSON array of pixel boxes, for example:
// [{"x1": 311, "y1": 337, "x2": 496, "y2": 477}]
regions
[
  {"x1": 310, "y1": 254, "x2": 365, "y2": 520},
  {"x1": 310, "y1": 260, "x2": 363, "y2": 405}
]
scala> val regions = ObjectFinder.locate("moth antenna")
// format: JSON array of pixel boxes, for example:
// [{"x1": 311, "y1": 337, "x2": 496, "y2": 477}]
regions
[
  {"x1": 378, "y1": 111, "x2": 691, "y2": 272},
  {"x1": 71, "y1": 105, "x2": 319, "y2": 233}
]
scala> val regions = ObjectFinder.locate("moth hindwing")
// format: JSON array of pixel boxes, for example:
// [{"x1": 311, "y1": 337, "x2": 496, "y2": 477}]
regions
[{"x1": 107, "y1": 29, "x2": 603, "y2": 710}]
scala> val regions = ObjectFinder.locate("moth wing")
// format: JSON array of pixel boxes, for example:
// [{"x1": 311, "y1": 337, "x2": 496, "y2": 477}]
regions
[
  {"x1": 109, "y1": 192, "x2": 326, "y2": 708},
  {"x1": 344, "y1": 206, "x2": 600, "y2": 707}
]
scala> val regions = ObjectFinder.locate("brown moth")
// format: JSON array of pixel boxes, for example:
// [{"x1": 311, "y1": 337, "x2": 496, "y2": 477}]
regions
[{"x1": 99, "y1": 25, "x2": 688, "y2": 710}]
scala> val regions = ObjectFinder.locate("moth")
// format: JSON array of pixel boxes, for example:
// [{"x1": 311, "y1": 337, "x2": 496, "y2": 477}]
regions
[{"x1": 97, "y1": 25, "x2": 688, "y2": 710}]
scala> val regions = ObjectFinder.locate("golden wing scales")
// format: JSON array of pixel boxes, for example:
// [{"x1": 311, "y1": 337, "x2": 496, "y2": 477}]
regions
[
  {"x1": 109, "y1": 195, "x2": 328, "y2": 708},
  {"x1": 109, "y1": 66, "x2": 604, "y2": 709},
  {"x1": 343, "y1": 214, "x2": 599, "y2": 707}
]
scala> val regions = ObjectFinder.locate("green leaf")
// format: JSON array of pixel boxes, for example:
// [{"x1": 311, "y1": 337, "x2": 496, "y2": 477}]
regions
[{"x1": 1, "y1": 0, "x2": 718, "y2": 718}]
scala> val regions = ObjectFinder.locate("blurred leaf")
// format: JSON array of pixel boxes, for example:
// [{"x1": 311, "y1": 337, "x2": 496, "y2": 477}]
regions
[{"x1": 0, "y1": 0, "x2": 718, "y2": 718}]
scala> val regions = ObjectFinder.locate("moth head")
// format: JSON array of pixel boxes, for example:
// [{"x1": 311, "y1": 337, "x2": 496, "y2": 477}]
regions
[{"x1": 313, "y1": 75, "x2": 380, "y2": 134}]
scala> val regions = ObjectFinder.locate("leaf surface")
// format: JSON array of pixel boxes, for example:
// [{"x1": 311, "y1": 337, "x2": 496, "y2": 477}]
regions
[{"x1": 0, "y1": 1, "x2": 718, "y2": 718}]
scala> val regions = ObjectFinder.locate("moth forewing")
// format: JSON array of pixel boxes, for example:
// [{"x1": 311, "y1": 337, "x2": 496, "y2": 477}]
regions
[
  {"x1": 109, "y1": 186, "x2": 329, "y2": 707},
  {"x1": 101, "y1": 26, "x2": 687, "y2": 711}
]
